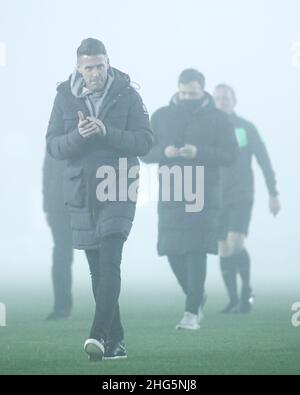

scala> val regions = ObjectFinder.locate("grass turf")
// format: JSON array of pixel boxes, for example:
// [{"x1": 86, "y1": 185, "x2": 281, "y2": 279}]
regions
[{"x1": 0, "y1": 289, "x2": 299, "y2": 375}]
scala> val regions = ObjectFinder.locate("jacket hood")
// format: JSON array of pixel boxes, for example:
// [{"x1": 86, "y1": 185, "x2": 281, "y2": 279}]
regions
[
  {"x1": 70, "y1": 67, "x2": 114, "y2": 98},
  {"x1": 56, "y1": 67, "x2": 131, "y2": 97}
]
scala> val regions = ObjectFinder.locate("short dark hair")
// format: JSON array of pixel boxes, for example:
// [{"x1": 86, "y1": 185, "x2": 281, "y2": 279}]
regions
[
  {"x1": 215, "y1": 83, "x2": 237, "y2": 102},
  {"x1": 178, "y1": 68, "x2": 205, "y2": 89},
  {"x1": 77, "y1": 38, "x2": 107, "y2": 60}
]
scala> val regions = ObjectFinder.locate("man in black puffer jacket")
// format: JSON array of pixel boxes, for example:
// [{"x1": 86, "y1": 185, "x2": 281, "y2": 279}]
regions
[
  {"x1": 46, "y1": 38, "x2": 153, "y2": 360},
  {"x1": 142, "y1": 69, "x2": 238, "y2": 330},
  {"x1": 213, "y1": 84, "x2": 280, "y2": 314}
]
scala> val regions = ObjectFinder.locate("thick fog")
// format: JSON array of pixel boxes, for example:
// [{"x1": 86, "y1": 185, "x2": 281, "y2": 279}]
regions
[{"x1": 0, "y1": 0, "x2": 299, "y2": 293}]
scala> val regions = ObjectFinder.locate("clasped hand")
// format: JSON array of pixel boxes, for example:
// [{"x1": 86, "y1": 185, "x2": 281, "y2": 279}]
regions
[
  {"x1": 78, "y1": 111, "x2": 106, "y2": 138},
  {"x1": 164, "y1": 144, "x2": 197, "y2": 159}
]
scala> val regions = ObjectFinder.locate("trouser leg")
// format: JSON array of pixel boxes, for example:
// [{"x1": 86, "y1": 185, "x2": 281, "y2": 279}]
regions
[
  {"x1": 168, "y1": 252, "x2": 207, "y2": 315},
  {"x1": 86, "y1": 234, "x2": 125, "y2": 341},
  {"x1": 168, "y1": 254, "x2": 188, "y2": 294},
  {"x1": 185, "y1": 252, "x2": 207, "y2": 314},
  {"x1": 49, "y1": 212, "x2": 73, "y2": 314}
]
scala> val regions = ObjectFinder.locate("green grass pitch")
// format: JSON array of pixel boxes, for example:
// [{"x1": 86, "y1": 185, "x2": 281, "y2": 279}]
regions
[{"x1": 0, "y1": 289, "x2": 299, "y2": 375}]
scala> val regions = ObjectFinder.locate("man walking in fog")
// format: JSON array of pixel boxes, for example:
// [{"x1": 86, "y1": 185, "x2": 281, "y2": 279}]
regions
[
  {"x1": 46, "y1": 38, "x2": 152, "y2": 360},
  {"x1": 213, "y1": 84, "x2": 281, "y2": 313},
  {"x1": 143, "y1": 69, "x2": 237, "y2": 330}
]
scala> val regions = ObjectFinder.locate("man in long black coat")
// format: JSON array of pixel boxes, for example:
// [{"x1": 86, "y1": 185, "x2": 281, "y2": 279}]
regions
[
  {"x1": 46, "y1": 38, "x2": 153, "y2": 360},
  {"x1": 143, "y1": 69, "x2": 238, "y2": 330}
]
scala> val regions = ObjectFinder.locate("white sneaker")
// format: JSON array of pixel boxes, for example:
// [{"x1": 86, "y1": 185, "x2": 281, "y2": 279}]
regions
[
  {"x1": 176, "y1": 312, "x2": 200, "y2": 330},
  {"x1": 84, "y1": 338, "x2": 105, "y2": 361}
]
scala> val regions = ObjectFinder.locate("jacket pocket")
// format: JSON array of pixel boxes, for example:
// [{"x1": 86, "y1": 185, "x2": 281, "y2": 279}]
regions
[{"x1": 63, "y1": 167, "x2": 86, "y2": 208}]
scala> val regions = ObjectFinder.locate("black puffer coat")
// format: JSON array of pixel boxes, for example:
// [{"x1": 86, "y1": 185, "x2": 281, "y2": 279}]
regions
[
  {"x1": 142, "y1": 93, "x2": 237, "y2": 255},
  {"x1": 46, "y1": 68, "x2": 153, "y2": 249}
]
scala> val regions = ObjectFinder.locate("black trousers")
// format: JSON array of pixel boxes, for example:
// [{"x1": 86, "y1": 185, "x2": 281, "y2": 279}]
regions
[
  {"x1": 85, "y1": 233, "x2": 125, "y2": 342},
  {"x1": 168, "y1": 252, "x2": 207, "y2": 314},
  {"x1": 47, "y1": 209, "x2": 73, "y2": 314}
]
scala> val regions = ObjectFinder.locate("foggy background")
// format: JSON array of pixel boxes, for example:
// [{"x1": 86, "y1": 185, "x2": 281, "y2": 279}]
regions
[{"x1": 0, "y1": 0, "x2": 299, "y2": 298}]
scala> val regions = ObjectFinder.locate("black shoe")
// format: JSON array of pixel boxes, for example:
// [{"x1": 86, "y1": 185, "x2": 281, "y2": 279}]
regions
[
  {"x1": 103, "y1": 340, "x2": 127, "y2": 360},
  {"x1": 84, "y1": 338, "x2": 105, "y2": 361},
  {"x1": 220, "y1": 301, "x2": 239, "y2": 314},
  {"x1": 237, "y1": 295, "x2": 254, "y2": 314},
  {"x1": 46, "y1": 311, "x2": 71, "y2": 320}
]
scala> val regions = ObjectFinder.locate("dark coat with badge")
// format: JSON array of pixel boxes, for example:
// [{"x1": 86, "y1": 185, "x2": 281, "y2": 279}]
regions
[
  {"x1": 142, "y1": 93, "x2": 238, "y2": 255},
  {"x1": 46, "y1": 67, "x2": 153, "y2": 250},
  {"x1": 221, "y1": 113, "x2": 278, "y2": 206}
]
